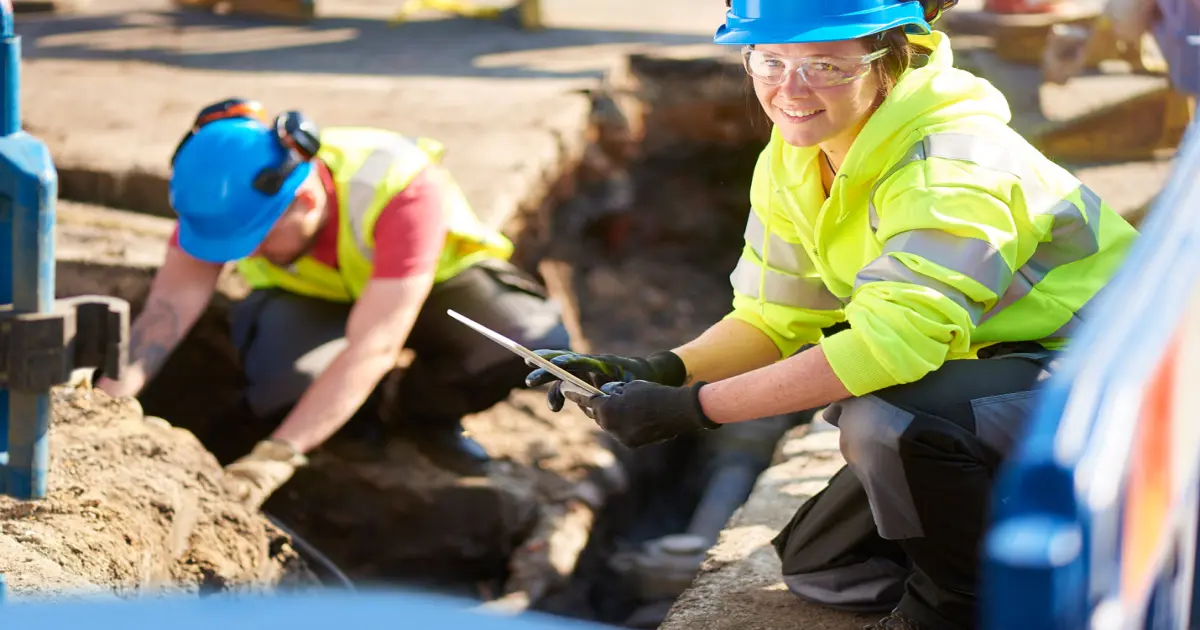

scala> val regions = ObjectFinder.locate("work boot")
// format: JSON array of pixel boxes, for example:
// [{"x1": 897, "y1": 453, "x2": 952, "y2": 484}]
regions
[
  {"x1": 413, "y1": 420, "x2": 491, "y2": 477},
  {"x1": 864, "y1": 610, "x2": 926, "y2": 630}
]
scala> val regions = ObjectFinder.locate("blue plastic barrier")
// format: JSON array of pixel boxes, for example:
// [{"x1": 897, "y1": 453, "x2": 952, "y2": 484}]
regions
[
  {"x1": 0, "y1": 0, "x2": 59, "y2": 499},
  {"x1": 980, "y1": 117, "x2": 1200, "y2": 628},
  {"x1": 0, "y1": 590, "x2": 620, "y2": 629}
]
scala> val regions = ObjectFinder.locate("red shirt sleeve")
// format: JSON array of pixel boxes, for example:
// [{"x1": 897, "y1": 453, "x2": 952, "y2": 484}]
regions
[{"x1": 370, "y1": 167, "x2": 449, "y2": 279}]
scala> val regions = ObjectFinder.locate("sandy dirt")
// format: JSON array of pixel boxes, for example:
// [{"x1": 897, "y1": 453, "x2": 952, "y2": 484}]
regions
[{"x1": 0, "y1": 384, "x2": 314, "y2": 603}]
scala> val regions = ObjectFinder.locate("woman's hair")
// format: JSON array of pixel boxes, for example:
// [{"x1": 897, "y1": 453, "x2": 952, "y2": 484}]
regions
[{"x1": 868, "y1": 27, "x2": 935, "y2": 97}]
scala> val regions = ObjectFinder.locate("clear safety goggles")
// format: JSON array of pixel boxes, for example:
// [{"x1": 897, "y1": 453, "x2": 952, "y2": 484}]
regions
[{"x1": 742, "y1": 46, "x2": 889, "y2": 88}]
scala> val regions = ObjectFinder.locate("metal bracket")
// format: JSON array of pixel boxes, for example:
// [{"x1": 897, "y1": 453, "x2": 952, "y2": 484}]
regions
[{"x1": 0, "y1": 295, "x2": 130, "y2": 391}]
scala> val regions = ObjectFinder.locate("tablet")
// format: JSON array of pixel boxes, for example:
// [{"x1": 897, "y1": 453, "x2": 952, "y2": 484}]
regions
[{"x1": 446, "y1": 309, "x2": 605, "y2": 397}]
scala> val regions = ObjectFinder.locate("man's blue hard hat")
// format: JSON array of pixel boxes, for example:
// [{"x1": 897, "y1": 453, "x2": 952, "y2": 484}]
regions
[
  {"x1": 714, "y1": 0, "x2": 934, "y2": 45},
  {"x1": 169, "y1": 117, "x2": 312, "y2": 263}
]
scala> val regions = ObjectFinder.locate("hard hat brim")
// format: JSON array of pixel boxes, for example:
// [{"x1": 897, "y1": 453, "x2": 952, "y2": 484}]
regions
[
  {"x1": 176, "y1": 161, "x2": 313, "y2": 264},
  {"x1": 713, "y1": 7, "x2": 931, "y2": 45}
]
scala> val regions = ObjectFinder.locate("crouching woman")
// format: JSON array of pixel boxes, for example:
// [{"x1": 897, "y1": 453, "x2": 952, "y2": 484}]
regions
[{"x1": 527, "y1": 1, "x2": 1139, "y2": 628}]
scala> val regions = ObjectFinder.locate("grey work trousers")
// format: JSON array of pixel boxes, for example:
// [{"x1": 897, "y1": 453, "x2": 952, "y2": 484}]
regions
[
  {"x1": 772, "y1": 343, "x2": 1056, "y2": 630},
  {"x1": 228, "y1": 259, "x2": 572, "y2": 432}
]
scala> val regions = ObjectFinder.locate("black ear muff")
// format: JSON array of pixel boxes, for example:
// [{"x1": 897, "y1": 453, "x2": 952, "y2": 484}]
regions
[{"x1": 274, "y1": 110, "x2": 321, "y2": 161}]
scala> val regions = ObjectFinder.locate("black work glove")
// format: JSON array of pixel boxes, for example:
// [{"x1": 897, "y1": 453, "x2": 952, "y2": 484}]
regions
[
  {"x1": 525, "y1": 349, "x2": 687, "y2": 412},
  {"x1": 562, "y1": 380, "x2": 720, "y2": 449}
]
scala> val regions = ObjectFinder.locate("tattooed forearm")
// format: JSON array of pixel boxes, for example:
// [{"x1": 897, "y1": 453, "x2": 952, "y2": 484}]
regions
[{"x1": 129, "y1": 297, "x2": 182, "y2": 380}]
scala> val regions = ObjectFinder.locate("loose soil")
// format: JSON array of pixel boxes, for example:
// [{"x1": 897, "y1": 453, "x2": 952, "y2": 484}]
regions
[{"x1": 0, "y1": 385, "x2": 314, "y2": 602}]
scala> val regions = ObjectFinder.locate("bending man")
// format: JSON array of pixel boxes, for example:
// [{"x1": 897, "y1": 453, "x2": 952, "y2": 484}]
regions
[{"x1": 98, "y1": 98, "x2": 571, "y2": 510}]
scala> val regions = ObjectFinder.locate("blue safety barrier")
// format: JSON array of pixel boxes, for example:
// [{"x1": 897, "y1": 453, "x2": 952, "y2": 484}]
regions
[
  {"x1": 0, "y1": 589, "x2": 620, "y2": 629},
  {"x1": 980, "y1": 117, "x2": 1200, "y2": 629},
  {"x1": 0, "y1": 0, "x2": 59, "y2": 500}
]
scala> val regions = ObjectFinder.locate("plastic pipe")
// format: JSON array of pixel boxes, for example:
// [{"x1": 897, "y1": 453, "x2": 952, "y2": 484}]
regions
[
  {"x1": 0, "y1": 0, "x2": 12, "y2": 483},
  {"x1": 684, "y1": 464, "x2": 759, "y2": 546},
  {"x1": 0, "y1": 0, "x2": 14, "y2": 137},
  {"x1": 0, "y1": 0, "x2": 60, "y2": 499}
]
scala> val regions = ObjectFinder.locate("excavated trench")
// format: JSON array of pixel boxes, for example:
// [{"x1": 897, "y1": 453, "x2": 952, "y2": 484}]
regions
[{"x1": 52, "y1": 50, "x2": 795, "y2": 627}]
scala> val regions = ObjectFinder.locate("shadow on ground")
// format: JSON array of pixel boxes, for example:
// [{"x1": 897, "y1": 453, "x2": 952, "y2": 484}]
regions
[{"x1": 16, "y1": 7, "x2": 714, "y2": 80}]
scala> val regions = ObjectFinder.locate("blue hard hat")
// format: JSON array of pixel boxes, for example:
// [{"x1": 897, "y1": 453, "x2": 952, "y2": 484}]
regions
[
  {"x1": 169, "y1": 117, "x2": 312, "y2": 263},
  {"x1": 714, "y1": 0, "x2": 933, "y2": 45}
]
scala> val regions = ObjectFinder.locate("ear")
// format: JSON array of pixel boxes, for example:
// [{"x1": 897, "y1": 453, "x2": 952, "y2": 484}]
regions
[
  {"x1": 295, "y1": 184, "x2": 318, "y2": 205},
  {"x1": 291, "y1": 175, "x2": 323, "y2": 212}
]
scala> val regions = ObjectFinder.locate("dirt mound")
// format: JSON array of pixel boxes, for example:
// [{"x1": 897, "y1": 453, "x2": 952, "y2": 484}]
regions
[{"x1": 0, "y1": 385, "x2": 313, "y2": 602}]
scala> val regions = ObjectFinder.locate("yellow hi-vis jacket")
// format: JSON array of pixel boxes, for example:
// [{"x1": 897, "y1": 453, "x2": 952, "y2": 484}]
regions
[
  {"x1": 236, "y1": 127, "x2": 515, "y2": 302},
  {"x1": 725, "y1": 30, "x2": 1139, "y2": 396}
]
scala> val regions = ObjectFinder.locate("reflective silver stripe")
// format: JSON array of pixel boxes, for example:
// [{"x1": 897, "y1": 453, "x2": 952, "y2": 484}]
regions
[
  {"x1": 854, "y1": 255, "x2": 985, "y2": 323},
  {"x1": 978, "y1": 186, "x2": 1103, "y2": 327},
  {"x1": 881, "y1": 229, "x2": 1012, "y2": 297},
  {"x1": 731, "y1": 257, "x2": 844, "y2": 311},
  {"x1": 867, "y1": 133, "x2": 1106, "y2": 333},
  {"x1": 743, "y1": 210, "x2": 811, "y2": 275},
  {"x1": 1021, "y1": 186, "x2": 1103, "y2": 280},
  {"x1": 345, "y1": 140, "x2": 430, "y2": 262}
]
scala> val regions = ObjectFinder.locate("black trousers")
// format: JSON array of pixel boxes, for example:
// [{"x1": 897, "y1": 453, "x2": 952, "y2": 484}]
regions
[
  {"x1": 228, "y1": 259, "x2": 572, "y2": 433},
  {"x1": 772, "y1": 346, "x2": 1055, "y2": 630}
]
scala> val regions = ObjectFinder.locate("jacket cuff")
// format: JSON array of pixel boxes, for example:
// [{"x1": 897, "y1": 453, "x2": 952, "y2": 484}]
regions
[
  {"x1": 820, "y1": 328, "x2": 900, "y2": 397},
  {"x1": 646, "y1": 350, "x2": 687, "y2": 387}
]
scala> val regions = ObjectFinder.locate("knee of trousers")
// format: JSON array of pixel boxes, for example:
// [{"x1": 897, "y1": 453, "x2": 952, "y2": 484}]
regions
[
  {"x1": 825, "y1": 396, "x2": 924, "y2": 540},
  {"x1": 783, "y1": 557, "x2": 907, "y2": 613}
]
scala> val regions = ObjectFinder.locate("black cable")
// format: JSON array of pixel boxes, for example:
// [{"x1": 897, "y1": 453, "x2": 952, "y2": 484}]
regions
[{"x1": 264, "y1": 512, "x2": 356, "y2": 591}]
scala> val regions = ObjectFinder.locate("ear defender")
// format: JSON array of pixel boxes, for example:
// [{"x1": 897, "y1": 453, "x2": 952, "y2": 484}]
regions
[{"x1": 274, "y1": 110, "x2": 322, "y2": 161}]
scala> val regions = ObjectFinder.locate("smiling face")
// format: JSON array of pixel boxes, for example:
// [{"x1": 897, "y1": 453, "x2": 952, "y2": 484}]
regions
[{"x1": 748, "y1": 39, "x2": 884, "y2": 150}]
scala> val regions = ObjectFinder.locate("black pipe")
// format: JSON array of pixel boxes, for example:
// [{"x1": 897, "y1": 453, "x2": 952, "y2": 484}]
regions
[{"x1": 264, "y1": 512, "x2": 355, "y2": 591}]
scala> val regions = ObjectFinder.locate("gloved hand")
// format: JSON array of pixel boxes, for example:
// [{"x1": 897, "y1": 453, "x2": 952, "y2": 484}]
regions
[
  {"x1": 221, "y1": 439, "x2": 308, "y2": 512},
  {"x1": 525, "y1": 349, "x2": 687, "y2": 412},
  {"x1": 563, "y1": 380, "x2": 720, "y2": 449}
]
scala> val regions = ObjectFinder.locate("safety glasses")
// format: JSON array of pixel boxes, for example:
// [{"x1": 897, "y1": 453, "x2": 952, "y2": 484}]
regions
[
  {"x1": 742, "y1": 46, "x2": 889, "y2": 88},
  {"x1": 923, "y1": 0, "x2": 958, "y2": 24},
  {"x1": 170, "y1": 98, "x2": 305, "y2": 196}
]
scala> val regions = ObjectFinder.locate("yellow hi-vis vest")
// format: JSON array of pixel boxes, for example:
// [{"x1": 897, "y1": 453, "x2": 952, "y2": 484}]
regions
[{"x1": 235, "y1": 127, "x2": 514, "y2": 302}]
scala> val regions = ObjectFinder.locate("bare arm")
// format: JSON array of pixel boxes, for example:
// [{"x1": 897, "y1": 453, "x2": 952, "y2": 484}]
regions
[
  {"x1": 96, "y1": 247, "x2": 222, "y2": 398},
  {"x1": 269, "y1": 273, "x2": 434, "y2": 454},
  {"x1": 698, "y1": 343, "x2": 851, "y2": 424},
  {"x1": 671, "y1": 318, "x2": 782, "y2": 385}
]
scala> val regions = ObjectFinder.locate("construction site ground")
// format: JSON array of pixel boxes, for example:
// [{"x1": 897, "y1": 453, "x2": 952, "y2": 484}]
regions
[{"x1": 7, "y1": 0, "x2": 1186, "y2": 627}]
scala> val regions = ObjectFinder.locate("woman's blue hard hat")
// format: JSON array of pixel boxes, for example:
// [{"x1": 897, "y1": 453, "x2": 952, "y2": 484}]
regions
[
  {"x1": 168, "y1": 117, "x2": 312, "y2": 263},
  {"x1": 714, "y1": 0, "x2": 934, "y2": 45}
]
